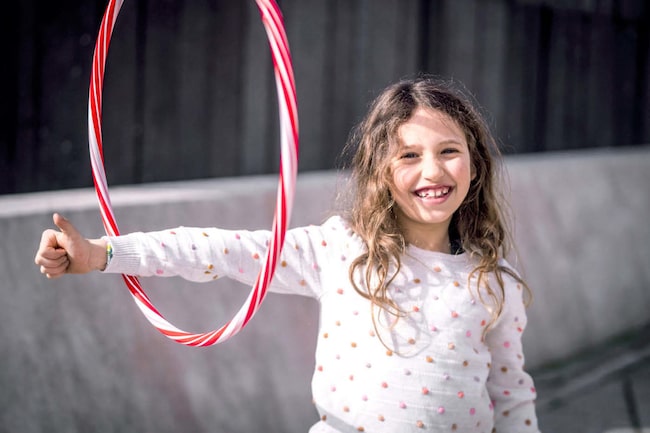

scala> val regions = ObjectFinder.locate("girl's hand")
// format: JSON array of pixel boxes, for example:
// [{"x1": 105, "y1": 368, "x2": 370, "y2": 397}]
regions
[{"x1": 35, "y1": 213, "x2": 107, "y2": 278}]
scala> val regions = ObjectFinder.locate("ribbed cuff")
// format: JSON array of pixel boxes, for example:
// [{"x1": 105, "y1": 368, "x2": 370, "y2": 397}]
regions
[{"x1": 102, "y1": 234, "x2": 144, "y2": 276}]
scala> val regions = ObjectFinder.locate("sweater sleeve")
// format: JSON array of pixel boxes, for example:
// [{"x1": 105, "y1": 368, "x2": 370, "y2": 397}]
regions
[
  {"x1": 484, "y1": 275, "x2": 540, "y2": 432},
  {"x1": 102, "y1": 220, "x2": 341, "y2": 299}
]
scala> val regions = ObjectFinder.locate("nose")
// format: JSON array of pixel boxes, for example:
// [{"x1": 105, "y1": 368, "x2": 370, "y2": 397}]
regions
[{"x1": 421, "y1": 154, "x2": 443, "y2": 180}]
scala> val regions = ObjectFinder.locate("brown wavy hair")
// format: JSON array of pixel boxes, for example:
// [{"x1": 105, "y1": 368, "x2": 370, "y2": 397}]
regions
[{"x1": 341, "y1": 76, "x2": 531, "y2": 340}]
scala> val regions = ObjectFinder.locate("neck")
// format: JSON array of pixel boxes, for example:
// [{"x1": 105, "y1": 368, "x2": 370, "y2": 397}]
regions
[{"x1": 401, "y1": 224, "x2": 451, "y2": 253}]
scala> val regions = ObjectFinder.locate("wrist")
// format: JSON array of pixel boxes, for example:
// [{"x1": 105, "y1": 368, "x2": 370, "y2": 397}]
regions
[{"x1": 88, "y1": 238, "x2": 109, "y2": 271}]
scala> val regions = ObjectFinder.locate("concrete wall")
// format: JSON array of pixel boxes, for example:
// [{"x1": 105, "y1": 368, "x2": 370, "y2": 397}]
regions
[{"x1": 1, "y1": 146, "x2": 648, "y2": 432}]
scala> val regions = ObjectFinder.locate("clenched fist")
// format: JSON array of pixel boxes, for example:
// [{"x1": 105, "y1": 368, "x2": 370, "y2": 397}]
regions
[{"x1": 35, "y1": 213, "x2": 107, "y2": 278}]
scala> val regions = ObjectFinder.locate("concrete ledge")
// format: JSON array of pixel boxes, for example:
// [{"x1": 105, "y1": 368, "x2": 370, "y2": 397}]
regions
[
  {"x1": 505, "y1": 147, "x2": 650, "y2": 366},
  {"x1": 1, "y1": 146, "x2": 649, "y2": 432}
]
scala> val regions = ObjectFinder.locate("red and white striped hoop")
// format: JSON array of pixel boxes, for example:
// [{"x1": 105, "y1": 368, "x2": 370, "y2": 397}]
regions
[{"x1": 88, "y1": 0, "x2": 299, "y2": 346}]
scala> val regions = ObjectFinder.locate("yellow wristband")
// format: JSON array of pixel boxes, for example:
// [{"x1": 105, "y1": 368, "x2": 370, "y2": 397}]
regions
[{"x1": 105, "y1": 242, "x2": 114, "y2": 268}]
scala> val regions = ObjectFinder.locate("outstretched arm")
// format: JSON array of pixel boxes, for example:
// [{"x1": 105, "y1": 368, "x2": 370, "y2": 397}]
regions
[{"x1": 34, "y1": 213, "x2": 107, "y2": 278}]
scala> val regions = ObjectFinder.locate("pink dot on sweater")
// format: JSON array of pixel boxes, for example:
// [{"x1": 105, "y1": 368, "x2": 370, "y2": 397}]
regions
[
  {"x1": 469, "y1": 408, "x2": 476, "y2": 415},
  {"x1": 399, "y1": 401, "x2": 407, "y2": 409},
  {"x1": 156, "y1": 269, "x2": 164, "y2": 275},
  {"x1": 504, "y1": 341, "x2": 511, "y2": 348},
  {"x1": 437, "y1": 406, "x2": 445, "y2": 414}
]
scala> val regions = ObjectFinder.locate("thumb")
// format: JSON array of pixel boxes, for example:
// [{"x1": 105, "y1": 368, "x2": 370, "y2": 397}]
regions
[{"x1": 52, "y1": 213, "x2": 82, "y2": 239}]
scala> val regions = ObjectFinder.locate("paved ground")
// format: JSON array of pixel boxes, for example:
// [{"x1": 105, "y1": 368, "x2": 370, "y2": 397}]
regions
[{"x1": 533, "y1": 323, "x2": 650, "y2": 433}]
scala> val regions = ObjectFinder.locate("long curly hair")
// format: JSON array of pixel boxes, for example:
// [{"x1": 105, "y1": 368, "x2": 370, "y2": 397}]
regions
[{"x1": 341, "y1": 76, "x2": 530, "y2": 339}]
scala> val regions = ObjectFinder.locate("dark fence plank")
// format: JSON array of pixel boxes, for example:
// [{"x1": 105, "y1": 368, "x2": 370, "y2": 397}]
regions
[{"x1": 1, "y1": 0, "x2": 648, "y2": 194}]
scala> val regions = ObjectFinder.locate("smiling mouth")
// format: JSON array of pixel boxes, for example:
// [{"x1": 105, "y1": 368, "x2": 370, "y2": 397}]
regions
[{"x1": 415, "y1": 187, "x2": 451, "y2": 198}]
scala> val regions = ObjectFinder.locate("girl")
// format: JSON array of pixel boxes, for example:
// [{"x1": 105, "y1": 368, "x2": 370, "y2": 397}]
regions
[{"x1": 35, "y1": 76, "x2": 540, "y2": 433}]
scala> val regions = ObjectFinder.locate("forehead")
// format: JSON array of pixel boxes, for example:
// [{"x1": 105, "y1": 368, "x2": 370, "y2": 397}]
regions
[{"x1": 396, "y1": 108, "x2": 467, "y2": 146}]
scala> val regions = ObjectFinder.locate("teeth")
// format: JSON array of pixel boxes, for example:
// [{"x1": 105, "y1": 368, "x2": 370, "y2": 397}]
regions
[{"x1": 417, "y1": 187, "x2": 449, "y2": 198}]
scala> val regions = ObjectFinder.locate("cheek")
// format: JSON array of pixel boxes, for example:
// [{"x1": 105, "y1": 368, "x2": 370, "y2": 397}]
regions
[
  {"x1": 391, "y1": 166, "x2": 412, "y2": 192},
  {"x1": 449, "y1": 159, "x2": 473, "y2": 184}
]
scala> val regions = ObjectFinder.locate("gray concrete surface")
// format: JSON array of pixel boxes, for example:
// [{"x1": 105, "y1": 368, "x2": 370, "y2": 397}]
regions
[
  {"x1": 534, "y1": 324, "x2": 650, "y2": 432},
  {"x1": 1, "y1": 146, "x2": 649, "y2": 432}
]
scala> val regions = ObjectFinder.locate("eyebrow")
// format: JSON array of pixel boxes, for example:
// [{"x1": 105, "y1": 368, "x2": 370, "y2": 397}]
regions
[{"x1": 399, "y1": 139, "x2": 464, "y2": 148}]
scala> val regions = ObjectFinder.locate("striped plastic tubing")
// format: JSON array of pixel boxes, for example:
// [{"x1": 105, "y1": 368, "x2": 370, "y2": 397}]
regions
[{"x1": 87, "y1": 0, "x2": 299, "y2": 346}]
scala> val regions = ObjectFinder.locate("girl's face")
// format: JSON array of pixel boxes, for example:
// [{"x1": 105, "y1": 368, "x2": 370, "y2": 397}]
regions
[{"x1": 389, "y1": 108, "x2": 474, "y2": 251}]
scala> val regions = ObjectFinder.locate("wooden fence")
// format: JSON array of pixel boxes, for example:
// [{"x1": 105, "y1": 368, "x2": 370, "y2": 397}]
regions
[{"x1": 1, "y1": 0, "x2": 648, "y2": 194}]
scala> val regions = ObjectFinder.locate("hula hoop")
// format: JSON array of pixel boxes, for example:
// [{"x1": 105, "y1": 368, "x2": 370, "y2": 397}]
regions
[{"x1": 88, "y1": 0, "x2": 299, "y2": 346}]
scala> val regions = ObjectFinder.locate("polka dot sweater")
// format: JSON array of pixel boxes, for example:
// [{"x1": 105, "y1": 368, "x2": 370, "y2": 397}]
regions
[{"x1": 104, "y1": 216, "x2": 539, "y2": 433}]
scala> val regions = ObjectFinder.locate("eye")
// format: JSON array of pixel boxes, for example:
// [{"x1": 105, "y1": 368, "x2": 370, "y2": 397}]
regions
[
  {"x1": 441, "y1": 147, "x2": 459, "y2": 155},
  {"x1": 400, "y1": 151, "x2": 419, "y2": 159}
]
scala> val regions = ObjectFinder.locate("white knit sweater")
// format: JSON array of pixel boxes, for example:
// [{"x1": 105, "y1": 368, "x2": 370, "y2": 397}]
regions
[{"x1": 105, "y1": 216, "x2": 539, "y2": 433}]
